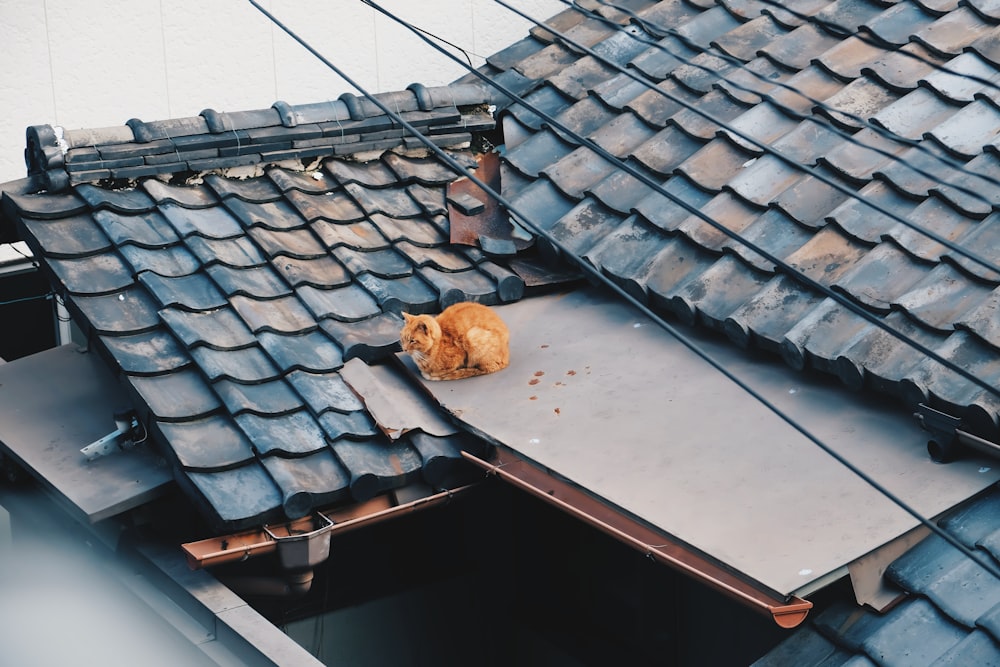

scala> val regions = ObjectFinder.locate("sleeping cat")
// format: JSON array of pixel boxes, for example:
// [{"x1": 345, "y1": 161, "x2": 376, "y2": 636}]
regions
[{"x1": 400, "y1": 302, "x2": 510, "y2": 381}]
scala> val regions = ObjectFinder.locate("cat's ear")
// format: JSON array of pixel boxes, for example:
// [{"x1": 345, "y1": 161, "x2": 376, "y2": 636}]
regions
[{"x1": 401, "y1": 312, "x2": 413, "y2": 322}]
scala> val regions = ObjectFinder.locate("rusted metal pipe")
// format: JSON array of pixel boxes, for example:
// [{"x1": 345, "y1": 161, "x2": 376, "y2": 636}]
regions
[{"x1": 462, "y1": 448, "x2": 812, "y2": 629}]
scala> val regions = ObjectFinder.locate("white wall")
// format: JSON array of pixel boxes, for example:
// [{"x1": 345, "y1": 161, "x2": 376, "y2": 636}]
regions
[{"x1": 0, "y1": 0, "x2": 563, "y2": 184}]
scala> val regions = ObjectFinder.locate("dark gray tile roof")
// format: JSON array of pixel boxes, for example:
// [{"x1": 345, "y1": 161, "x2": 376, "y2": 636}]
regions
[
  {"x1": 754, "y1": 487, "x2": 1000, "y2": 666},
  {"x1": 5, "y1": 1, "x2": 1000, "y2": 651},
  {"x1": 3, "y1": 86, "x2": 523, "y2": 531},
  {"x1": 456, "y1": 0, "x2": 1000, "y2": 446}
]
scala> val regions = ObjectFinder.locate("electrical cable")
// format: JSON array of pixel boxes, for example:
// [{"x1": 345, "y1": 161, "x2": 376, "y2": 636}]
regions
[
  {"x1": 360, "y1": 0, "x2": 1000, "y2": 405},
  {"x1": 248, "y1": 0, "x2": 1000, "y2": 582}
]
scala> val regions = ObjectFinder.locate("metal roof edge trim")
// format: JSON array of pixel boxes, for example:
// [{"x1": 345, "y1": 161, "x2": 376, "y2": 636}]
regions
[{"x1": 461, "y1": 446, "x2": 813, "y2": 629}]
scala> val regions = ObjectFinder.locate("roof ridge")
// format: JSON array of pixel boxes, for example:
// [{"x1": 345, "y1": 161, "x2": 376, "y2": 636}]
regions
[{"x1": 24, "y1": 82, "x2": 496, "y2": 192}]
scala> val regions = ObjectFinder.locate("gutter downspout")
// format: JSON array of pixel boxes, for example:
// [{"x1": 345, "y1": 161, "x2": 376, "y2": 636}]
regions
[{"x1": 462, "y1": 447, "x2": 812, "y2": 629}]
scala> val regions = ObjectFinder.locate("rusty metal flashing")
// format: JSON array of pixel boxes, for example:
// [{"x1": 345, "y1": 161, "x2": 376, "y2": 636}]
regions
[
  {"x1": 182, "y1": 484, "x2": 474, "y2": 570},
  {"x1": 462, "y1": 447, "x2": 813, "y2": 629}
]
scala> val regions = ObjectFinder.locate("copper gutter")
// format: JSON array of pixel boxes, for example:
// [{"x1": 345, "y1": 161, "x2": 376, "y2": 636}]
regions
[
  {"x1": 462, "y1": 448, "x2": 812, "y2": 629},
  {"x1": 182, "y1": 484, "x2": 474, "y2": 570}
]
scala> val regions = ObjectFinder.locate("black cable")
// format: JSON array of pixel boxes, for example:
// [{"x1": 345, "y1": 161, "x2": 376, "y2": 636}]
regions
[
  {"x1": 362, "y1": 0, "x2": 1000, "y2": 406},
  {"x1": 250, "y1": 0, "x2": 1000, "y2": 582},
  {"x1": 507, "y1": 0, "x2": 1000, "y2": 280}
]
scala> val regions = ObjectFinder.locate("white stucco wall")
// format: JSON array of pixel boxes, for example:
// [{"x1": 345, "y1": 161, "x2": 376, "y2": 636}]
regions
[{"x1": 0, "y1": 0, "x2": 562, "y2": 184}]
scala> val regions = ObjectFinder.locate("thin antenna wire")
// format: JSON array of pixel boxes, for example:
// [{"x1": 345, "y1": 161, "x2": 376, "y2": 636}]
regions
[
  {"x1": 249, "y1": 0, "x2": 1000, "y2": 582},
  {"x1": 361, "y1": 0, "x2": 1000, "y2": 405}
]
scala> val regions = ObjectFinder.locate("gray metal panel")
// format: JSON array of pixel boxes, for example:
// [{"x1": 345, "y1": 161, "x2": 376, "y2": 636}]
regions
[
  {"x1": 0, "y1": 344, "x2": 172, "y2": 522},
  {"x1": 405, "y1": 289, "x2": 1000, "y2": 596}
]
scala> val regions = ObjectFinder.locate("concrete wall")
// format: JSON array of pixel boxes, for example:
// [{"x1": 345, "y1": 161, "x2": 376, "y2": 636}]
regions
[{"x1": 0, "y1": 0, "x2": 562, "y2": 183}]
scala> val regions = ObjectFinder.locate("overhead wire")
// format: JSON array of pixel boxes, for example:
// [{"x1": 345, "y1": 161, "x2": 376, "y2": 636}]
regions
[
  {"x1": 247, "y1": 0, "x2": 1000, "y2": 581},
  {"x1": 359, "y1": 0, "x2": 1000, "y2": 406}
]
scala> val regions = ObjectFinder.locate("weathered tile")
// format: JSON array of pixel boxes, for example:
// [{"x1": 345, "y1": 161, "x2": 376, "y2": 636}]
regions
[
  {"x1": 827, "y1": 180, "x2": 919, "y2": 243},
  {"x1": 503, "y1": 129, "x2": 578, "y2": 178},
  {"x1": 771, "y1": 168, "x2": 854, "y2": 228},
  {"x1": 934, "y1": 152, "x2": 1000, "y2": 218},
  {"x1": 724, "y1": 274, "x2": 826, "y2": 351},
  {"x1": 312, "y1": 219, "x2": 390, "y2": 251},
  {"x1": 257, "y1": 329, "x2": 344, "y2": 374},
  {"x1": 833, "y1": 242, "x2": 931, "y2": 313},
  {"x1": 784, "y1": 226, "x2": 871, "y2": 286},
  {"x1": 354, "y1": 272, "x2": 439, "y2": 314},
  {"x1": 236, "y1": 410, "x2": 328, "y2": 457},
  {"x1": 285, "y1": 188, "x2": 365, "y2": 223},
  {"x1": 230, "y1": 293, "x2": 317, "y2": 334},
  {"x1": 184, "y1": 463, "x2": 282, "y2": 529},
  {"x1": 897, "y1": 263, "x2": 993, "y2": 331},
  {"x1": 582, "y1": 213, "x2": 667, "y2": 300},
  {"x1": 860, "y1": 2, "x2": 936, "y2": 48},
  {"x1": 818, "y1": 78, "x2": 900, "y2": 130},
  {"x1": 328, "y1": 437, "x2": 423, "y2": 501},
  {"x1": 184, "y1": 234, "x2": 267, "y2": 268},
  {"x1": 118, "y1": 243, "x2": 201, "y2": 277},
  {"x1": 921, "y1": 52, "x2": 999, "y2": 104},
  {"x1": 267, "y1": 166, "x2": 336, "y2": 193},
  {"x1": 759, "y1": 22, "x2": 841, "y2": 71},
  {"x1": 204, "y1": 173, "x2": 281, "y2": 203},
  {"x1": 259, "y1": 450, "x2": 351, "y2": 518},
  {"x1": 247, "y1": 225, "x2": 326, "y2": 259},
  {"x1": 876, "y1": 143, "x2": 956, "y2": 199},
  {"x1": 675, "y1": 138, "x2": 758, "y2": 192},
  {"x1": 780, "y1": 298, "x2": 872, "y2": 373},
  {"x1": 296, "y1": 283, "x2": 381, "y2": 322},
  {"x1": 160, "y1": 305, "x2": 256, "y2": 350},
  {"x1": 271, "y1": 253, "x2": 351, "y2": 288},
  {"x1": 343, "y1": 182, "x2": 424, "y2": 218},
  {"x1": 666, "y1": 254, "x2": 772, "y2": 328},
  {"x1": 190, "y1": 345, "x2": 281, "y2": 383},
  {"x1": 320, "y1": 312, "x2": 405, "y2": 363},
  {"x1": 715, "y1": 56, "x2": 794, "y2": 106},
  {"x1": 818, "y1": 128, "x2": 912, "y2": 185},
  {"x1": 141, "y1": 179, "x2": 218, "y2": 208},
  {"x1": 839, "y1": 311, "x2": 948, "y2": 395},
  {"x1": 75, "y1": 183, "x2": 155, "y2": 213},
  {"x1": 286, "y1": 369, "x2": 364, "y2": 415},
  {"x1": 669, "y1": 89, "x2": 751, "y2": 141},
  {"x1": 417, "y1": 266, "x2": 500, "y2": 307},
  {"x1": 3, "y1": 190, "x2": 88, "y2": 219},
  {"x1": 630, "y1": 124, "x2": 705, "y2": 176},
  {"x1": 676, "y1": 191, "x2": 762, "y2": 253},
  {"x1": 886, "y1": 195, "x2": 978, "y2": 263},
  {"x1": 20, "y1": 214, "x2": 112, "y2": 258},
  {"x1": 926, "y1": 99, "x2": 1000, "y2": 159},
  {"x1": 159, "y1": 201, "x2": 243, "y2": 239},
  {"x1": 206, "y1": 264, "x2": 292, "y2": 299},
  {"x1": 813, "y1": 35, "x2": 889, "y2": 80},
  {"x1": 72, "y1": 285, "x2": 160, "y2": 335},
  {"x1": 544, "y1": 146, "x2": 618, "y2": 199},
  {"x1": 138, "y1": 271, "x2": 228, "y2": 310},
  {"x1": 213, "y1": 377, "x2": 302, "y2": 416},
  {"x1": 100, "y1": 329, "x2": 191, "y2": 376},
  {"x1": 505, "y1": 84, "x2": 575, "y2": 131},
  {"x1": 48, "y1": 252, "x2": 135, "y2": 295},
  {"x1": 318, "y1": 411, "x2": 379, "y2": 442},
  {"x1": 946, "y1": 213, "x2": 1000, "y2": 281},
  {"x1": 633, "y1": 173, "x2": 714, "y2": 232},
  {"x1": 913, "y1": 6, "x2": 995, "y2": 57},
  {"x1": 128, "y1": 368, "x2": 221, "y2": 421},
  {"x1": 866, "y1": 42, "x2": 949, "y2": 93},
  {"x1": 625, "y1": 79, "x2": 703, "y2": 129},
  {"x1": 724, "y1": 207, "x2": 816, "y2": 272},
  {"x1": 156, "y1": 415, "x2": 255, "y2": 471},
  {"x1": 223, "y1": 197, "x2": 306, "y2": 231}
]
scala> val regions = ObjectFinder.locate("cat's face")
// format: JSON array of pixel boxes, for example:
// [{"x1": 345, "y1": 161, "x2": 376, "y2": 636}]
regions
[{"x1": 400, "y1": 313, "x2": 437, "y2": 354}]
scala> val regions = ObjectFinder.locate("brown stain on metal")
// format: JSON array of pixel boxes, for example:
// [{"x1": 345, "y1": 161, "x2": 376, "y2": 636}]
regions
[
  {"x1": 540, "y1": 344, "x2": 549, "y2": 348},
  {"x1": 529, "y1": 396, "x2": 537, "y2": 400},
  {"x1": 567, "y1": 370, "x2": 577, "y2": 376},
  {"x1": 554, "y1": 408, "x2": 561, "y2": 415},
  {"x1": 534, "y1": 371, "x2": 545, "y2": 376},
  {"x1": 529, "y1": 378, "x2": 540, "y2": 386}
]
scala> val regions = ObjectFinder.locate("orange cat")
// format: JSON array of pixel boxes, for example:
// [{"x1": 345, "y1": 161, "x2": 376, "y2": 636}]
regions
[{"x1": 400, "y1": 302, "x2": 510, "y2": 381}]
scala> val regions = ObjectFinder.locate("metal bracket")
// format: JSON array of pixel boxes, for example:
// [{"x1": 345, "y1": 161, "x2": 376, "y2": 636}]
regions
[
  {"x1": 914, "y1": 404, "x2": 963, "y2": 462},
  {"x1": 81, "y1": 409, "x2": 141, "y2": 462}
]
